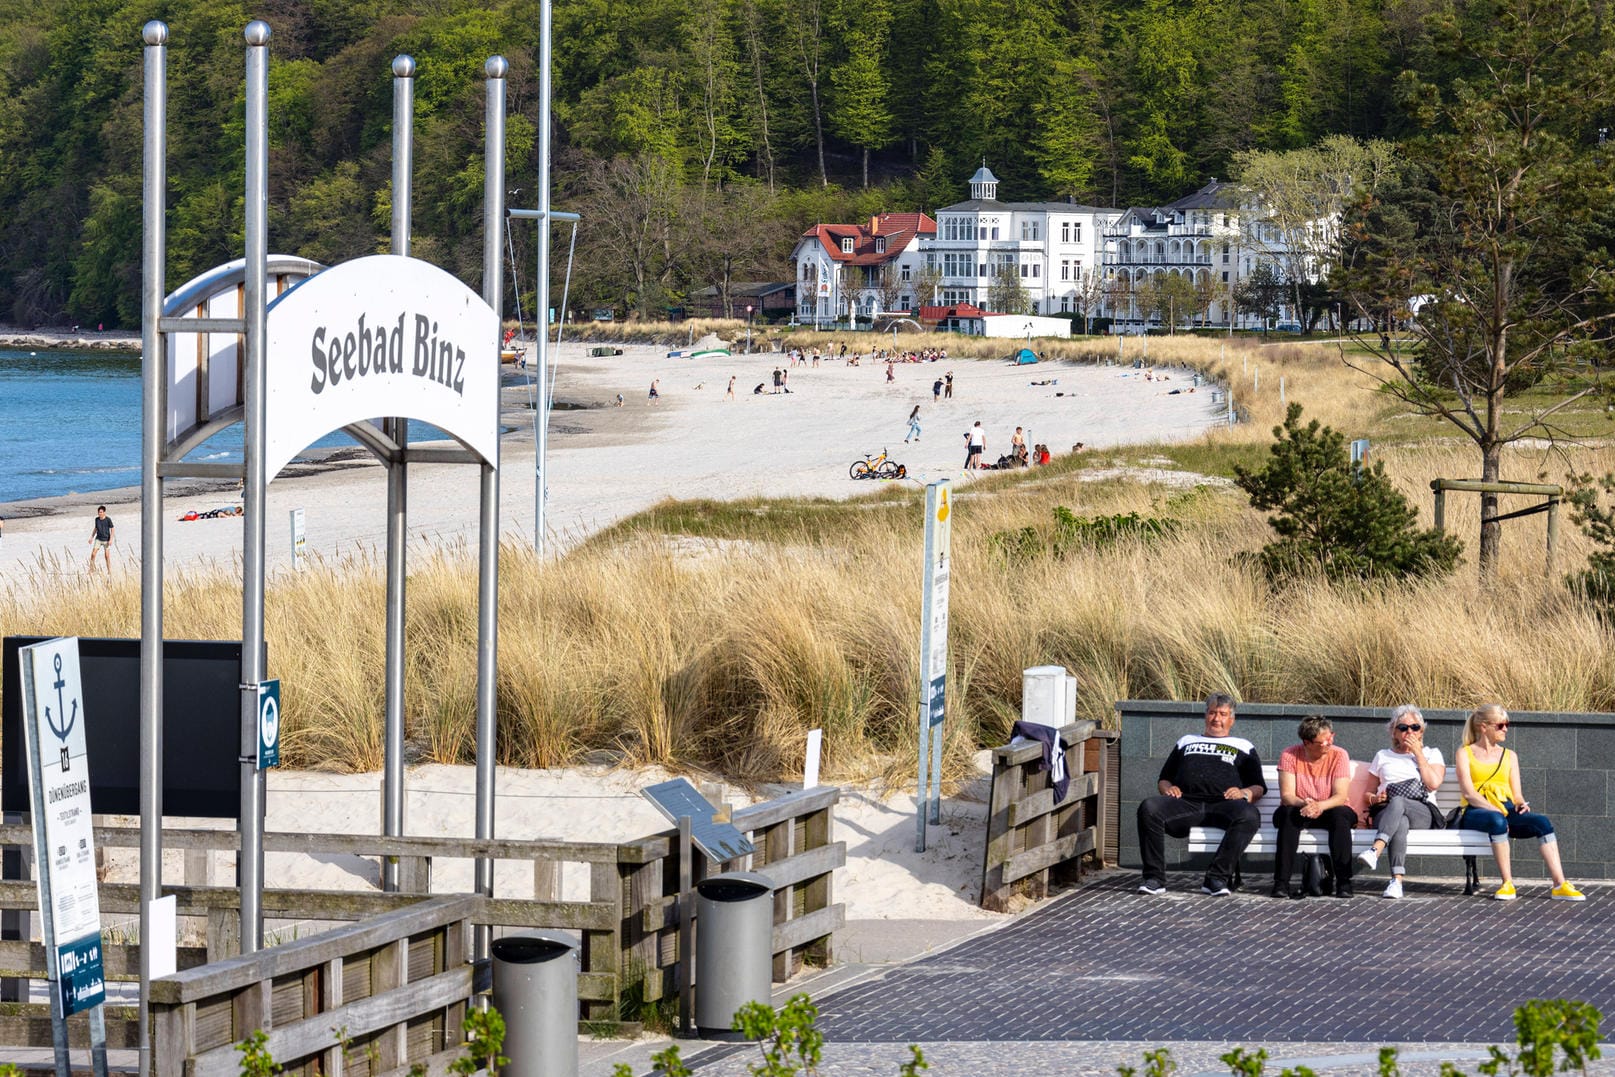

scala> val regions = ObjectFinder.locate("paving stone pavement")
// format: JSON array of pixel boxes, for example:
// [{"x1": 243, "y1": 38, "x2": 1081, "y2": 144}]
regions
[
  {"x1": 808, "y1": 871, "x2": 1615, "y2": 1044},
  {"x1": 659, "y1": 870, "x2": 1615, "y2": 1075}
]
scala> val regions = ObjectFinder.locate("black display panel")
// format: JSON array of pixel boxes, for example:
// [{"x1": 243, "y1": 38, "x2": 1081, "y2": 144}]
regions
[{"x1": 3, "y1": 636, "x2": 253, "y2": 819}]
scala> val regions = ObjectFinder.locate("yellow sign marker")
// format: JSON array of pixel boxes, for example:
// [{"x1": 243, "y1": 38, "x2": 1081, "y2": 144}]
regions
[{"x1": 937, "y1": 488, "x2": 950, "y2": 522}]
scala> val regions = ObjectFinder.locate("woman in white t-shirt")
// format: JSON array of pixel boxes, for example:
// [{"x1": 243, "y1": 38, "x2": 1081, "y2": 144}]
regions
[{"x1": 1356, "y1": 704, "x2": 1446, "y2": 899}]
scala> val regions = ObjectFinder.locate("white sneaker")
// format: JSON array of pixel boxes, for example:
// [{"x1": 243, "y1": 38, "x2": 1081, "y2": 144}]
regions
[
  {"x1": 1358, "y1": 848, "x2": 1380, "y2": 871},
  {"x1": 1382, "y1": 878, "x2": 1403, "y2": 899}
]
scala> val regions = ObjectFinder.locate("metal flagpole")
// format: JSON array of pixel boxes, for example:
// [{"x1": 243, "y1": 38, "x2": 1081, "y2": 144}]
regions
[
  {"x1": 381, "y1": 53, "x2": 415, "y2": 894},
  {"x1": 138, "y1": 20, "x2": 168, "y2": 1077},
  {"x1": 238, "y1": 19, "x2": 271, "y2": 954},
  {"x1": 474, "y1": 56, "x2": 507, "y2": 962}
]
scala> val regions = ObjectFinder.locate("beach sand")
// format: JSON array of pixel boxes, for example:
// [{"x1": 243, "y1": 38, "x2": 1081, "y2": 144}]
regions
[
  {"x1": 6, "y1": 335, "x2": 1218, "y2": 935},
  {"x1": 0, "y1": 339, "x2": 1219, "y2": 571}
]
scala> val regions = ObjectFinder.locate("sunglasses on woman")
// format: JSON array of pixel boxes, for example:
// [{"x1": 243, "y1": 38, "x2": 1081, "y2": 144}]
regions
[
  {"x1": 1492, "y1": 722, "x2": 1510, "y2": 730},
  {"x1": 1395, "y1": 723, "x2": 1422, "y2": 732}
]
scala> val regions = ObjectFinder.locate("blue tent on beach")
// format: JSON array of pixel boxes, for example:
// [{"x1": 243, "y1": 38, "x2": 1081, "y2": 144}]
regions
[{"x1": 1012, "y1": 348, "x2": 1038, "y2": 365}]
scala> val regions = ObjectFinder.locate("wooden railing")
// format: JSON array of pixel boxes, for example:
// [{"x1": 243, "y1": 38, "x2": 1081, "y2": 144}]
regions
[
  {"x1": 0, "y1": 785, "x2": 844, "y2": 1049},
  {"x1": 149, "y1": 895, "x2": 475, "y2": 1077},
  {"x1": 980, "y1": 722, "x2": 1116, "y2": 911}
]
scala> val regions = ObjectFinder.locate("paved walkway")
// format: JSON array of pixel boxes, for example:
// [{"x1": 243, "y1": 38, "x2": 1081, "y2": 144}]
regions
[{"x1": 658, "y1": 871, "x2": 1615, "y2": 1075}]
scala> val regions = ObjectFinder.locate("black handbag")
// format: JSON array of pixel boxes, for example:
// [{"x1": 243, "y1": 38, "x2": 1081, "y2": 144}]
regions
[{"x1": 1301, "y1": 853, "x2": 1332, "y2": 896}]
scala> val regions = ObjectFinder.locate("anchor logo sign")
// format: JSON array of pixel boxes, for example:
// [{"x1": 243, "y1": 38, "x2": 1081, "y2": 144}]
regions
[{"x1": 45, "y1": 652, "x2": 78, "y2": 773}]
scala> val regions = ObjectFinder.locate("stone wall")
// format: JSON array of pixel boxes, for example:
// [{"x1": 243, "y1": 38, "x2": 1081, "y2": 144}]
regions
[{"x1": 1116, "y1": 700, "x2": 1615, "y2": 880}]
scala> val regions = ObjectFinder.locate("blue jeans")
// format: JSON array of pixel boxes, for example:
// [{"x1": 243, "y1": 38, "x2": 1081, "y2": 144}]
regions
[{"x1": 1457, "y1": 800, "x2": 1556, "y2": 844}]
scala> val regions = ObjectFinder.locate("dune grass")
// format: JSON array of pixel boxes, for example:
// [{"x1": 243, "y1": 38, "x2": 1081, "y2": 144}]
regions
[{"x1": 3, "y1": 335, "x2": 1613, "y2": 785}]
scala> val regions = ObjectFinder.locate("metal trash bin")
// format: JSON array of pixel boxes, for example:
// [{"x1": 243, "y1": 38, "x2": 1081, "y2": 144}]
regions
[
  {"x1": 490, "y1": 932, "x2": 578, "y2": 1077},
  {"x1": 694, "y1": 871, "x2": 775, "y2": 1039}
]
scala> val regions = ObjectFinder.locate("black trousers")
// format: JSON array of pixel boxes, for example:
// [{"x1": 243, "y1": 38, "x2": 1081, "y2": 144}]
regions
[
  {"x1": 1138, "y1": 795, "x2": 1260, "y2": 888},
  {"x1": 1272, "y1": 804, "x2": 1357, "y2": 888}
]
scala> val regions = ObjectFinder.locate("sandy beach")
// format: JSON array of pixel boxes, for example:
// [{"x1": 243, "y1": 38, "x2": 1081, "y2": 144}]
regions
[
  {"x1": 0, "y1": 339, "x2": 1219, "y2": 574},
  {"x1": 5, "y1": 333, "x2": 1219, "y2": 932}
]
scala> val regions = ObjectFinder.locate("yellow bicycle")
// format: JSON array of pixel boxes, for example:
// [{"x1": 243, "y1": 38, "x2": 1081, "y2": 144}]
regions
[{"x1": 849, "y1": 449, "x2": 905, "y2": 480}]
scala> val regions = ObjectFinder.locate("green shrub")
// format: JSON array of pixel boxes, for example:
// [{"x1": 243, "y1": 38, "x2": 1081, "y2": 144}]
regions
[
  {"x1": 1234, "y1": 403, "x2": 1461, "y2": 582},
  {"x1": 1569, "y1": 473, "x2": 1615, "y2": 613},
  {"x1": 991, "y1": 506, "x2": 1179, "y2": 562}
]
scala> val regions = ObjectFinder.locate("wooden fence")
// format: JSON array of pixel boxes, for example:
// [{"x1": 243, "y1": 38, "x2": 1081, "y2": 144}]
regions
[
  {"x1": 0, "y1": 785, "x2": 843, "y2": 1052},
  {"x1": 980, "y1": 722, "x2": 1117, "y2": 911},
  {"x1": 150, "y1": 895, "x2": 474, "y2": 1077}
]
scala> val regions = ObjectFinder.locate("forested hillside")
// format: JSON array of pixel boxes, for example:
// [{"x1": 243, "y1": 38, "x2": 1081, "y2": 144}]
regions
[{"x1": 0, "y1": 0, "x2": 1575, "y2": 326}]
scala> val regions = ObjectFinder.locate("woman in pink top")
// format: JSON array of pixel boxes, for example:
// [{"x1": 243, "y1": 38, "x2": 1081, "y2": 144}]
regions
[{"x1": 1272, "y1": 715, "x2": 1357, "y2": 899}]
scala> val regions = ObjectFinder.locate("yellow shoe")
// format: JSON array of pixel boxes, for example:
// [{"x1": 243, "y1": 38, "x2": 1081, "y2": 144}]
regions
[
  {"x1": 1552, "y1": 882, "x2": 1587, "y2": 902},
  {"x1": 1493, "y1": 881, "x2": 1517, "y2": 901}
]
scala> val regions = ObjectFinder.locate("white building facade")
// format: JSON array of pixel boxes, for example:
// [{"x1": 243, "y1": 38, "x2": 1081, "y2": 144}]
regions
[
  {"x1": 788, "y1": 168, "x2": 1327, "y2": 333},
  {"x1": 789, "y1": 213, "x2": 936, "y2": 326},
  {"x1": 925, "y1": 166, "x2": 1119, "y2": 320},
  {"x1": 1102, "y1": 179, "x2": 1320, "y2": 331}
]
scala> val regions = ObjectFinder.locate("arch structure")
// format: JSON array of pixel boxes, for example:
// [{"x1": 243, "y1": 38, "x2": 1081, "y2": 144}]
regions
[{"x1": 137, "y1": 26, "x2": 511, "y2": 1041}]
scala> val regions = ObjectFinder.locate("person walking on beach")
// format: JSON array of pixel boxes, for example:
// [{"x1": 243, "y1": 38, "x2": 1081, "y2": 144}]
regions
[
  {"x1": 932, "y1": 377, "x2": 943, "y2": 403},
  {"x1": 648, "y1": 379, "x2": 660, "y2": 403},
  {"x1": 88, "y1": 506, "x2": 115, "y2": 574},
  {"x1": 964, "y1": 421, "x2": 986, "y2": 469},
  {"x1": 886, "y1": 360, "x2": 895, "y2": 384},
  {"x1": 905, "y1": 405, "x2": 922, "y2": 443},
  {"x1": 944, "y1": 371, "x2": 954, "y2": 399},
  {"x1": 726, "y1": 376, "x2": 735, "y2": 400}
]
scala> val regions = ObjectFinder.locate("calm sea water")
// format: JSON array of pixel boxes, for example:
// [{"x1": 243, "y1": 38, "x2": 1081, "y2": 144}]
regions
[{"x1": 0, "y1": 347, "x2": 444, "y2": 505}]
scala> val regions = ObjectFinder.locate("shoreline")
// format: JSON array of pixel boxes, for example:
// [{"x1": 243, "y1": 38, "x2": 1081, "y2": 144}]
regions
[{"x1": 0, "y1": 326, "x2": 140, "y2": 351}]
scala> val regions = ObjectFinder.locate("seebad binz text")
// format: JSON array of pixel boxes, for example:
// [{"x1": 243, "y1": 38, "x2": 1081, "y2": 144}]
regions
[{"x1": 309, "y1": 313, "x2": 468, "y2": 396}]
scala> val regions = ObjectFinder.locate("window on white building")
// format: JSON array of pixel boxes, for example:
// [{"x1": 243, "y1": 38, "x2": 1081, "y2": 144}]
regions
[
  {"x1": 1073, "y1": 223, "x2": 1081, "y2": 242},
  {"x1": 1222, "y1": 244, "x2": 1230, "y2": 263},
  {"x1": 841, "y1": 237, "x2": 854, "y2": 253},
  {"x1": 1020, "y1": 264, "x2": 1028, "y2": 278},
  {"x1": 1061, "y1": 260, "x2": 1070, "y2": 281},
  {"x1": 979, "y1": 227, "x2": 987, "y2": 240},
  {"x1": 875, "y1": 237, "x2": 886, "y2": 254},
  {"x1": 1031, "y1": 301, "x2": 1039, "y2": 314},
  {"x1": 979, "y1": 262, "x2": 987, "y2": 277},
  {"x1": 1222, "y1": 271, "x2": 1229, "y2": 282},
  {"x1": 1061, "y1": 222, "x2": 1071, "y2": 243},
  {"x1": 900, "y1": 265, "x2": 911, "y2": 281},
  {"x1": 1032, "y1": 264, "x2": 1040, "y2": 278},
  {"x1": 991, "y1": 226, "x2": 1000, "y2": 240},
  {"x1": 1061, "y1": 296, "x2": 1070, "y2": 312}
]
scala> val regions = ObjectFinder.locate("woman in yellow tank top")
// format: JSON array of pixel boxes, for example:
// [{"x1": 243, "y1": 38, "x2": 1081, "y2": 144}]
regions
[{"x1": 1455, "y1": 704, "x2": 1584, "y2": 902}]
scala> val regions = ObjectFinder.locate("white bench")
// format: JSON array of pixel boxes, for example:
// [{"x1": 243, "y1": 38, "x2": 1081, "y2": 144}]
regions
[{"x1": 1184, "y1": 764, "x2": 1492, "y2": 893}]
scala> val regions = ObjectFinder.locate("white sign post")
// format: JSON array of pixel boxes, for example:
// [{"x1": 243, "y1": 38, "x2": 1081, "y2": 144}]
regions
[
  {"x1": 914, "y1": 480, "x2": 952, "y2": 852},
  {"x1": 290, "y1": 507, "x2": 306, "y2": 569},
  {"x1": 19, "y1": 638, "x2": 109, "y2": 1077}
]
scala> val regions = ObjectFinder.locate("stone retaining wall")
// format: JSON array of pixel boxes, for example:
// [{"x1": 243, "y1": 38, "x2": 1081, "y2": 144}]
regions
[{"x1": 1116, "y1": 700, "x2": 1615, "y2": 880}]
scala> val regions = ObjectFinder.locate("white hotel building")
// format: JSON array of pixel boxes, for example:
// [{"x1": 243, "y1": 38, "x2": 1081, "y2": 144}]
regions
[{"x1": 792, "y1": 165, "x2": 1317, "y2": 331}]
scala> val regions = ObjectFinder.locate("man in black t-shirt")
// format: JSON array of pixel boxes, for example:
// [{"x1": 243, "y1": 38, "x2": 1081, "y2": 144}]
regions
[
  {"x1": 1137, "y1": 693, "x2": 1266, "y2": 896},
  {"x1": 87, "y1": 505, "x2": 115, "y2": 575}
]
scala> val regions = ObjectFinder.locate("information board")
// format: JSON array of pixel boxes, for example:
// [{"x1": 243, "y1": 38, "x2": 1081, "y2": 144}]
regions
[
  {"x1": 18, "y1": 638, "x2": 106, "y2": 1017},
  {"x1": 642, "y1": 779, "x2": 755, "y2": 861}
]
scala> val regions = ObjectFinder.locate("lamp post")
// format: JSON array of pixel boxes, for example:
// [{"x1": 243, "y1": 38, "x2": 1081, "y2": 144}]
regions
[{"x1": 745, "y1": 304, "x2": 753, "y2": 352}]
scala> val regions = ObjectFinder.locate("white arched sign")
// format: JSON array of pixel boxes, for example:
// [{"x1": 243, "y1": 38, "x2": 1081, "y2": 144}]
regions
[{"x1": 264, "y1": 254, "x2": 499, "y2": 480}]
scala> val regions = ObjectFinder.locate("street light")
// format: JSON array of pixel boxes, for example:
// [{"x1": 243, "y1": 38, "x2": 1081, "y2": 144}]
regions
[{"x1": 746, "y1": 304, "x2": 754, "y2": 353}]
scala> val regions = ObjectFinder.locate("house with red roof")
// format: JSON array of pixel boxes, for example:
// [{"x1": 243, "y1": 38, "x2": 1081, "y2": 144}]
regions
[{"x1": 789, "y1": 212, "x2": 936, "y2": 327}]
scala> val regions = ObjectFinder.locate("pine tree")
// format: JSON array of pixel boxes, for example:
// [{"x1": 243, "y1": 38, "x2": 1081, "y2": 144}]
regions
[{"x1": 1235, "y1": 404, "x2": 1462, "y2": 582}]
